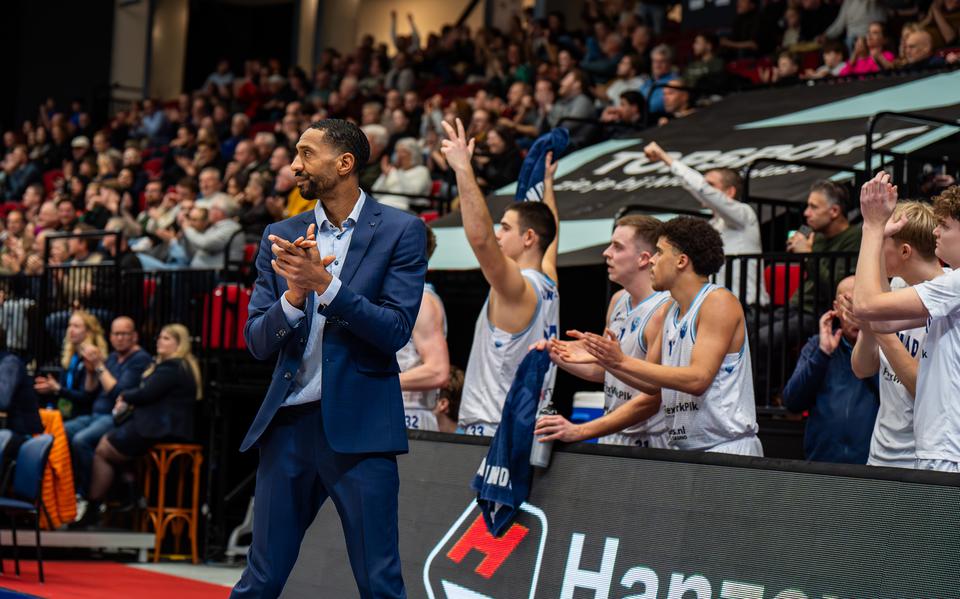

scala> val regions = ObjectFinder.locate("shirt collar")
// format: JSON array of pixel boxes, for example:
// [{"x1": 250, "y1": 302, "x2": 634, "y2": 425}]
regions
[{"x1": 314, "y1": 188, "x2": 366, "y2": 231}]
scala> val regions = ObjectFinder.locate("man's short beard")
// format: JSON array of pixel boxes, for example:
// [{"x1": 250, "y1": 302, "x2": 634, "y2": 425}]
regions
[{"x1": 298, "y1": 174, "x2": 332, "y2": 200}]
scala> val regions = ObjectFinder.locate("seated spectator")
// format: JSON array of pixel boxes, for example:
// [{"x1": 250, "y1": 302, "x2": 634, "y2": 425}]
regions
[
  {"x1": 57, "y1": 198, "x2": 79, "y2": 231},
  {"x1": 839, "y1": 22, "x2": 895, "y2": 75},
  {"x1": 0, "y1": 145, "x2": 41, "y2": 201},
  {"x1": 198, "y1": 166, "x2": 222, "y2": 199},
  {"x1": 919, "y1": 0, "x2": 960, "y2": 48},
  {"x1": 899, "y1": 29, "x2": 947, "y2": 68},
  {"x1": 548, "y1": 68, "x2": 598, "y2": 149},
  {"x1": 684, "y1": 33, "x2": 725, "y2": 88},
  {"x1": 373, "y1": 137, "x2": 432, "y2": 212},
  {"x1": 760, "y1": 51, "x2": 802, "y2": 85},
  {"x1": 784, "y1": 276, "x2": 879, "y2": 464},
  {"x1": 474, "y1": 126, "x2": 521, "y2": 193},
  {"x1": 803, "y1": 40, "x2": 848, "y2": 78},
  {"x1": 0, "y1": 210, "x2": 32, "y2": 275},
  {"x1": 581, "y1": 31, "x2": 625, "y2": 83},
  {"x1": 658, "y1": 79, "x2": 696, "y2": 126},
  {"x1": 83, "y1": 324, "x2": 200, "y2": 523},
  {"x1": 638, "y1": 44, "x2": 678, "y2": 115},
  {"x1": 502, "y1": 79, "x2": 554, "y2": 141},
  {"x1": 181, "y1": 193, "x2": 243, "y2": 268},
  {"x1": 34, "y1": 310, "x2": 107, "y2": 420},
  {"x1": 238, "y1": 172, "x2": 276, "y2": 235},
  {"x1": 68, "y1": 316, "x2": 151, "y2": 503},
  {"x1": 780, "y1": 5, "x2": 804, "y2": 49},
  {"x1": 600, "y1": 90, "x2": 646, "y2": 136},
  {"x1": 594, "y1": 54, "x2": 646, "y2": 106},
  {"x1": 0, "y1": 327, "x2": 43, "y2": 441},
  {"x1": 360, "y1": 124, "x2": 389, "y2": 191},
  {"x1": 720, "y1": 0, "x2": 763, "y2": 56}
]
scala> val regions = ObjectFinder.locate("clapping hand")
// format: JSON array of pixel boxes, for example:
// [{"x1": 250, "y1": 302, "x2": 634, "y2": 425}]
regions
[
  {"x1": 860, "y1": 171, "x2": 899, "y2": 230},
  {"x1": 567, "y1": 329, "x2": 625, "y2": 367},
  {"x1": 270, "y1": 224, "x2": 335, "y2": 306},
  {"x1": 818, "y1": 310, "x2": 843, "y2": 355}
]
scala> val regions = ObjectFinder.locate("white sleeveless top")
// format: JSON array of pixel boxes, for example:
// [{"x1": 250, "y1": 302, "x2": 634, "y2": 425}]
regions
[
  {"x1": 868, "y1": 324, "x2": 925, "y2": 468},
  {"x1": 459, "y1": 269, "x2": 559, "y2": 436},
  {"x1": 601, "y1": 291, "x2": 672, "y2": 448},
  {"x1": 398, "y1": 284, "x2": 447, "y2": 431},
  {"x1": 660, "y1": 284, "x2": 760, "y2": 453}
]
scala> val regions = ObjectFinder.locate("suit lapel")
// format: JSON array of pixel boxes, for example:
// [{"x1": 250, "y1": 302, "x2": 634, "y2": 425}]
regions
[{"x1": 339, "y1": 196, "x2": 382, "y2": 287}]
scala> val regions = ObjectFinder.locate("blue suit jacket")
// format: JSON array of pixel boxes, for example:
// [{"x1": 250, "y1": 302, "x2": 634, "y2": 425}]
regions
[{"x1": 241, "y1": 195, "x2": 427, "y2": 454}]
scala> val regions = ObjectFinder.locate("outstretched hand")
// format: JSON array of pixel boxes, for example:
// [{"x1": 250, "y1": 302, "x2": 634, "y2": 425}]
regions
[
  {"x1": 440, "y1": 118, "x2": 476, "y2": 174},
  {"x1": 567, "y1": 328, "x2": 625, "y2": 367}
]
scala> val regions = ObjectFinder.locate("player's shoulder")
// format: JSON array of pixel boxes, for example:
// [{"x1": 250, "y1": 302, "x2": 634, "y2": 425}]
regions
[
  {"x1": 609, "y1": 288, "x2": 627, "y2": 308},
  {"x1": 701, "y1": 286, "x2": 744, "y2": 316}
]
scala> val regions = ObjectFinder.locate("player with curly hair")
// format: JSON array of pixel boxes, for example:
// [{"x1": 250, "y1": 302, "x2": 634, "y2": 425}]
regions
[{"x1": 536, "y1": 216, "x2": 762, "y2": 456}]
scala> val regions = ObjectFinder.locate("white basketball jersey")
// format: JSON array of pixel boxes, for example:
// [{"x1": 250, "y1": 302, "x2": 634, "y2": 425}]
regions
[
  {"x1": 600, "y1": 291, "x2": 672, "y2": 448},
  {"x1": 868, "y1": 323, "x2": 925, "y2": 468},
  {"x1": 459, "y1": 269, "x2": 559, "y2": 436},
  {"x1": 398, "y1": 284, "x2": 447, "y2": 432},
  {"x1": 660, "y1": 284, "x2": 761, "y2": 454}
]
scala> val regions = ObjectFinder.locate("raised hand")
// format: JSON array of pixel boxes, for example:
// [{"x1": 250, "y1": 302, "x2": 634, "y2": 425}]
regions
[
  {"x1": 439, "y1": 118, "x2": 476, "y2": 174},
  {"x1": 544, "y1": 151, "x2": 558, "y2": 183},
  {"x1": 549, "y1": 337, "x2": 597, "y2": 364},
  {"x1": 860, "y1": 171, "x2": 898, "y2": 229},
  {"x1": 818, "y1": 310, "x2": 843, "y2": 355},
  {"x1": 567, "y1": 329, "x2": 625, "y2": 367}
]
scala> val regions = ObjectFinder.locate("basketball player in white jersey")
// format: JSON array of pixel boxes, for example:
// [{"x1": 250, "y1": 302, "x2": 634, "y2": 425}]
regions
[
  {"x1": 539, "y1": 217, "x2": 762, "y2": 456},
  {"x1": 853, "y1": 174, "x2": 960, "y2": 472},
  {"x1": 532, "y1": 215, "x2": 671, "y2": 447},
  {"x1": 399, "y1": 226, "x2": 450, "y2": 431},
  {"x1": 440, "y1": 118, "x2": 560, "y2": 437},
  {"x1": 847, "y1": 201, "x2": 944, "y2": 468}
]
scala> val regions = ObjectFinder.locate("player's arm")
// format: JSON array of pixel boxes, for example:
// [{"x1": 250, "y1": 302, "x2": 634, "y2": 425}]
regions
[
  {"x1": 537, "y1": 291, "x2": 622, "y2": 382},
  {"x1": 534, "y1": 392, "x2": 662, "y2": 442},
  {"x1": 541, "y1": 151, "x2": 560, "y2": 285},
  {"x1": 850, "y1": 328, "x2": 881, "y2": 379},
  {"x1": 875, "y1": 332, "x2": 920, "y2": 398},
  {"x1": 583, "y1": 292, "x2": 739, "y2": 396},
  {"x1": 399, "y1": 294, "x2": 450, "y2": 392},
  {"x1": 441, "y1": 119, "x2": 528, "y2": 302},
  {"x1": 853, "y1": 173, "x2": 931, "y2": 322}
]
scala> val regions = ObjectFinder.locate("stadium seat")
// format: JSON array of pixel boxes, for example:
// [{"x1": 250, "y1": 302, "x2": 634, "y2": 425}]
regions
[
  {"x1": 202, "y1": 283, "x2": 252, "y2": 350},
  {"x1": 42, "y1": 169, "x2": 63, "y2": 196},
  {"x1": 764, "y1": 263, "x2": 803, "y2": 305},
  {"x1": 143, "y1": 158, "x2": 164, "y2": 179}
]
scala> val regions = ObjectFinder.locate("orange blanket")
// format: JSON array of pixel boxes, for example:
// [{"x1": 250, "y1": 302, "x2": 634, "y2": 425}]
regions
[{"x1": 38, "y1": 409, "x2": 77, "y2": 529}]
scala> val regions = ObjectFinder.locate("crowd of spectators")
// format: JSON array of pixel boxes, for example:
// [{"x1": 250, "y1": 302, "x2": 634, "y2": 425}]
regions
[{"x1": 0, "y1": 0, "x2": 957, "y2": 486}]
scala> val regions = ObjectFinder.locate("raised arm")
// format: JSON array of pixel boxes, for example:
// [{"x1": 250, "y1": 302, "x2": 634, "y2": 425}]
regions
[
  {"x1": 853, "y1": 173, "x2": 930, "y2": 322},
  {"x1": 541, "y1": 151, "x2": 560, "y2": 284},
  {"x1": 441, "y1": 118, "x2": 528, "y2": 302}
]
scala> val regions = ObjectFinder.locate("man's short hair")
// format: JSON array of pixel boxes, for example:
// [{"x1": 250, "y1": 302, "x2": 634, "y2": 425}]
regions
[
  {"x1": 933, "y1": 185, "x2": 960, "y2": 222},
  {"x1": 200, "y1": 166, "x2": 222, "y2": 180},
  {"x1": 705, "y1": 167, "x2": 744, "y2": 200},
  {"x1": 425, "y1": 225, "x2": 437, "y2": 259},
  {"x1": 505, "y1": 202, "x2": 557, "y2": 255},
  {"x1": 658, "y1": 216, "x2": 725, "y2": 276},
  {"x1": 177, "y1": 177, "x2": 199, "y2": 194},
  {"x1": 810, "y1": 180, "x2": 850, "y2": 213},
  {"x1": 615, "y1": 214, "x2": 661, "y2": 250},
  {"x1": 620, "y1": 90, "x2": 644, "y2": 107},
  {"x1": 891, "y1": 200, "x2": 938, "y2": 259},
  {"x1": 651, "y1": 44, "x2": 674, "y2": 62},
  {"x1": 440, "y1": 366, "x2": 465, "y2": 421},
  {"x1": 210, "y1": 193, "x2": 239, "y2": 217},
  {"x1": 697, "y1": 32, "x2": 719, "y2": 49},
  {"x1": 822, "y1": 39, "x2": 847, "y2": 58},
  {"x1": 309, "y1": 119, "x2": 371, "y2": 174}
]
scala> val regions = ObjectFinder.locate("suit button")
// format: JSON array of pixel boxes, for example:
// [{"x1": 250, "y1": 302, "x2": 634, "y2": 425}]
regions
[
  {"x1": 283, "y1": 372, "x2": 292, "y2": 380},
  {"x1": 299, "y1": 337, "x2": 306, "y2": 345},
  {"x1": 276, "y1": 328, "x2": 287, "y2": 338}
]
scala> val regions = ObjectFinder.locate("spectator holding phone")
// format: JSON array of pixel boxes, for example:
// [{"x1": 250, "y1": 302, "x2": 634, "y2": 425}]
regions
[{"x1": 783, "y1": 276, "x2": 879, "y2": 463}]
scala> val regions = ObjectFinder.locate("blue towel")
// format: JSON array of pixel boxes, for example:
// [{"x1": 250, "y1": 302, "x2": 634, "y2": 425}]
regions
[
  {"x1": 514, "y1": 128, "x2": 570, "y2": 202},
  {"x1": 470, "y1": 349, "x2": 552, "y2": 536}
]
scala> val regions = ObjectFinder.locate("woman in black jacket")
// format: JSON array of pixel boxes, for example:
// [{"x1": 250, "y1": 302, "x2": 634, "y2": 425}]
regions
[{"x1": 86, "y1": 323, "x2": 201, "y2": 508}]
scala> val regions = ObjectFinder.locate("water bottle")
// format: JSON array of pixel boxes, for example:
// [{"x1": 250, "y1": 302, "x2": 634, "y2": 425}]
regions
[{"x1": 530, "y1": 403, "x2": 557, "y2": 468}]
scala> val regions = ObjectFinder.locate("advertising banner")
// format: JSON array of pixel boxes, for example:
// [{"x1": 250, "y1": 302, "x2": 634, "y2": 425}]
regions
[{"x1": 282, "y1": 434, "x2": 960, "y2": 599}]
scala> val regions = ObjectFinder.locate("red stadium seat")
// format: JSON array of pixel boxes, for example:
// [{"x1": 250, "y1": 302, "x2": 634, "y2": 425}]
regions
[
  {"x1": 420, "y1": 211, "x2": 439, "y2": 223},
  {"x1": 42, "y1": 169, "x2": 64, "y2": 196},
  {"x1": 202, "y1": 283, "x2": 252, "y2": 350},
  {"x1": 143, "y1": 158, "x2": 164, "y2": 179},
  {"x1": 764, "y1": 264, "x2": 803, "y2": 306},
  {"x1": 142, "y1": 278, "x2": 157, "y2": 309},
  {"x1": 248, "y1": 122, "x2": 277, "y2": 138}
]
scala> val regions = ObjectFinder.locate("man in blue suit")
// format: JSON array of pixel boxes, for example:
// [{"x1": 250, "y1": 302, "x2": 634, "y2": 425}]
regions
[{"x1": 231, "y1": 119, "x2": 427, "y2": 599}]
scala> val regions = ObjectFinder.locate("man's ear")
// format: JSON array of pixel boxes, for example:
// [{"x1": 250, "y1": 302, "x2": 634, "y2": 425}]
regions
[
  {"x1": 338, "y1": 153, "x2": 356, "y2": 177},
  {"x1": 676, "y1": 253, "x2": 690, "y2": 271},
  {"x1": 637, "y1": 250, "x2": 652, "y2": 269}
]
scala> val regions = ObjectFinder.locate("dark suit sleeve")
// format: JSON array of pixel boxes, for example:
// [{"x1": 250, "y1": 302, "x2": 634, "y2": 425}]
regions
[
  {"x1": 243, "y1": 224, "x2": 299, "y2": 360},
  {"x1": 322, "y1": 218, "x2": 427, "y2": 354}
]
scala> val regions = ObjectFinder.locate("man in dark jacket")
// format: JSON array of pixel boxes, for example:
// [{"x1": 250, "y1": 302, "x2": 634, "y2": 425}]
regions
[
  {"x1": 0, "y1": 330, "x2": 43, "y2": 438},
  {"x1": 784, "y1": 276, "x2": 879, "y2": 463}
]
